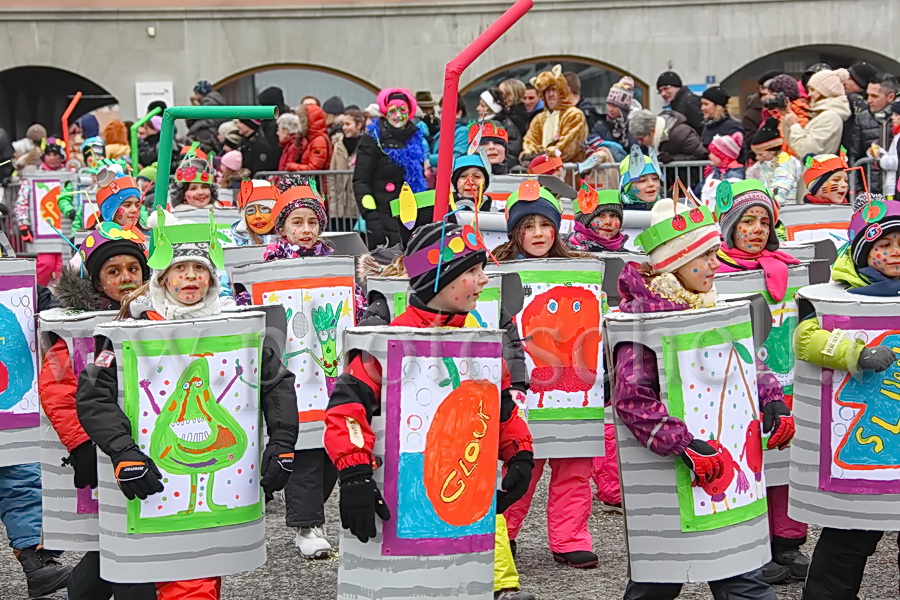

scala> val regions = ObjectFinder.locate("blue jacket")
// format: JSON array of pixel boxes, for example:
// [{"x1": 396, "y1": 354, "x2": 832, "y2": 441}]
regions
[{"x1": 428, "y1": 119, "x2": 469, "y2": 167}]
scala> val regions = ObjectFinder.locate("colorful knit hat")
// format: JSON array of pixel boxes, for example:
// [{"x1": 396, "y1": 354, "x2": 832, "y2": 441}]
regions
[
  {"x1": 452, "y1": 153, "x2": 491, "y2": 195},
  {"x1": 606, "y1": 77, "x2": 636, "y2": 111},
  {"x1": 574, "y1": 182, "x2": 623, "y2": 225},
  {"x1": 849, "y1": 195, "x2": 900, "y2": 269},
  {"x1": 715, "y1": 179, "x2": 779, "y2": 252},
  {"x1": 81, "y1": 136, "x2": 106, "y2": 164},
  {"x1": 136, "y1": 163, "x2": 158, "y2": 183},
  {"x1": 803, "y1": 153, "x2": 848, "y2": 196},
  {"x1": 174, "y1": 142, "x2": 216, "y2": 185},
  {"x1": 42, "y1": 137, "x2": 66, "y2": 158},
  {"x1": 272, "y1": 183, "x2": 327, "y2": 233},
  {"x1": 636, "y1": 199, "x2": 720, "y2": 274},
  {"x1": 505, "y1": 180, "x2": 563, "y2": 235},
  {"x1": 73, "y1": 221, "x2": 149, "y2": 285},
  {"x1": 708, "y1": 132, "x2": 744, "y2": 163},
  {"x1": 403, "y1": 221, "x2": 488, "y2": 304}
]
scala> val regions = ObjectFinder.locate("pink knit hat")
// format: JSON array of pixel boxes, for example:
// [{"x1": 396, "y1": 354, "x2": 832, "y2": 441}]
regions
[
  {"x1": 708, "y1": 132, "x2": 743, "y2": 163},
  {"x1": 220, "y1": 150, "x2": 242, "y2": 171},
  {"x1": 376, "y1": 88, "x2": 417, "y2": 117}
]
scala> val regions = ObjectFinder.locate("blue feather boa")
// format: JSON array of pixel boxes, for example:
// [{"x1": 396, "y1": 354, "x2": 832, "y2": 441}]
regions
[{"x1": 367, "y1": 121, "x2": 428, "y2": 193}]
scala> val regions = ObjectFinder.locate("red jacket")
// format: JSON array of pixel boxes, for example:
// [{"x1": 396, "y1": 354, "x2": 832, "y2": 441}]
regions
[
  {"x1": 277, "y1": 134, "x2": 301, "y2": 172},
  {"x1": 324, "y1": 299, "x2": 533, "y2": 471},
  {"x1": 285, "y1": 104, "x2": 332, "y2": 172},
  {"x1": 39, "y1": 338, "x2": 91, "y2": 451}
]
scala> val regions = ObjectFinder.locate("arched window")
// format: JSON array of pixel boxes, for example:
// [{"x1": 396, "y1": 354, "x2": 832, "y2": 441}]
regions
[{"x1": 215, "y1": 65, "x2": 378, "y2": 111}]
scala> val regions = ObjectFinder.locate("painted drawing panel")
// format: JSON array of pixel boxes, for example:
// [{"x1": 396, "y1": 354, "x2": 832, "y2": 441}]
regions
[
  {"x1": 0, "y1": 275, "x2": 39, "y2": 431},
  {"x1": 121, "y1": 333, "x2": 263, "y2": 534},
  {"x1": 663, "y1": 322, "x2": 768, "y2": 532},
  {"x1": 382, "y1": 339, "x2": 501, "y2": 556}
]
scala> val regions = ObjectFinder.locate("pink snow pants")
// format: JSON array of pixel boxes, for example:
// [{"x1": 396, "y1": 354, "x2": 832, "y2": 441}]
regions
[
  {"x1": 591, "y1": 423, "x2": 621, "y2": 505},
  {"x1": 503, "y1": 457, "x2": 593, "y2": 553},
  {"x1": 768, "y1": 484, "x2": 808, "y2": 539}
]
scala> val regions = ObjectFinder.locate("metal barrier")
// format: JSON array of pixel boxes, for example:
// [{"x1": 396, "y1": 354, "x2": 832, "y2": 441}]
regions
[
  {"x1": 254, "y1": 169, "x2": 358, "y2": 231},
  {"x1": 1, "y1": 183, "x2": 27, "y2": 256},
  {"x1": 563, "y1": 160, "x2": 711, "y2": 193}
]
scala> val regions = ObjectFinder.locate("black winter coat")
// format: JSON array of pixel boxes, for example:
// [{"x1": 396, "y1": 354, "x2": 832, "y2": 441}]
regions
[
  {"x1": 76, "y1": 317, "x2": 299, "y2": 460},
  {"x1": 658, "y1": 110, "x2": 707, "y2": 162},
  {"x1": 239, "y1": 131, "x2": 279, "y2": 176},
  {"x1": 186, "y1": 91, "x2": 227, "y2": 154},
  {"x1": 700, "y1": 117, "x2": 744, "y2": 158},
  {"x1": 0, "y1": 128, "x2": 13, "y2": 182},
  {"x1": 669, "y1": 87, "x2": 704, "y2": 134},
  {"x1": 850, "y1": 106, "x2": 893, "y2": 194},
  {"x1": 576, "y1": 98, "x2": 601, "y2": 131},
  {"x1": 353, "y1": 120, "x2": 429, "y2": 250},
  {"x1": 507, "y1": 103, "x2": 529, "y2": 139},
  {"x1": 592, "y1": 116, "x2": 635, "y2": 153}
]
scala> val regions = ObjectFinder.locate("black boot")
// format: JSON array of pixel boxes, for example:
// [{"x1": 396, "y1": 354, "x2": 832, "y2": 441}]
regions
[
  {"x1": 772, "y1": 535, "x2": 811, "y2": 579},
  {"x1": 759, "y1": 560, "x2": 791, "y2": 585},
  {"x1": 16, "y1": 546, "x2": 72, "y2": 598}
]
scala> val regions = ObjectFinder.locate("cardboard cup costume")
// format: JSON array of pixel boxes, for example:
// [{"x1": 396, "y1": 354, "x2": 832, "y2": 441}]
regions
[
  {"x1": 38, "y1": 309, "x2": 115, "y2": 551},
  {"x1": 91, "y1": 211, "x2": 269, "y2": 582},
  {"x1": 487, "y1": 258, "x2": 606, "y2": 459},
  {"x1": 231, "y1": 256, "x2": 357, "y2": 449},
  {"x1": 790, "y1": 283, "x2": 900, "y2": 530},
  {"x1": 21, "y1": 171, "x2": 81, "y2": 253},
  {"x1": 780, "y1": 204, "x2": 851, "y2": 250},
  {"x1": 0, "y1": 257, "x2": 40, "y2": 465},
  {"x1": 337, "y1": 327, "x2": 502, "y2": 600},
  {"x1": 605, "y1": 301, "x2": 771, "y2": 583}
]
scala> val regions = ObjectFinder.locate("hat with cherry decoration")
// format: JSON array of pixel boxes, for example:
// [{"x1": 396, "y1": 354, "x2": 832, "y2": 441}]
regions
[{"x1": 637, "y1": 197, "x2": 721, "y2": 274}]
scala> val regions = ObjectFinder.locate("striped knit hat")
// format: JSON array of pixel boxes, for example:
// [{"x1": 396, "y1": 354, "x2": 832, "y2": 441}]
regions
[
  {"x1": 708, "y1": 132, "x2": 744, "y2": 164},
  {"x1": 715, "y1": 179, "x2": 779, "y2": 252},
  {"x1": 403, "y1": 222, "x2": 487, "y2": 303}
]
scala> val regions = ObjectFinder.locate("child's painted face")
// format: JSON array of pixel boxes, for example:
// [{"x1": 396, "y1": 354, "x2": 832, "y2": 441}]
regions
[
  {"x1": 634, "y1": 173, "x2": 660, "y2": 203},
  {"x1": 815, "y1": 171, "x2": 848, "y2": 204},
  {"x1": 733, "y1": 206, "x2": 771, "y2": 254},
  {"x1": 755, "y1": 149, "x2": 777, "y2": 162},
  {"x1": 455, "y1": 168, "x2": 486, "y2": 199},
  {"x1": 97, "y1": 255, "x2": 143, "y2": 302},
  {"x1": 675, "y1": 248, "x2": 720, "y2": 293},
  {"x1": 590, "y1": 211, "x2": 621, "y2": 239},
  {"x1": 386, "y1": 103, "x2": 410, "y2": 128},
  {"x1": 429, "y1": 262, "x2": 489, "y2": 313},
  {"x1": 283, "y1": 207, "x2": 320, "y2": 248},
  {"x1": 518, "y1": 215, "x2": 556, "y2": 258},
  {"x1": 867, "y1": 232, "x2": 900, "y2": 278},
  {"x1": 114, "y1": 198, "x2": 141, "y2": 228},
  {"x1": 185, "y1": 183, "x2": 212, "y2": 208},
  {"x1": 244, "y1": 200, "x2": 275, "y2": 235},
  {"x1": 483, "y1": 140, "x2": 506, "y2": 165},
  {"x1": 164, "y1": 261, "x2": 210, "y2": 305}
]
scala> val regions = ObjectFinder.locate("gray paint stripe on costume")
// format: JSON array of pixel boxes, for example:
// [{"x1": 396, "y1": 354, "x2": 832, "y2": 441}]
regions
[
  {"x1": 629, "y1": 536, "x2": 769, "y2": 559},
  {"x1": 99, "y1": 530, "x2": 265, "y2": 561},
  {"x1": 338, "y1": 582, "x2": 494, "y2": 600},
  {"x1": 340, "y1": 549, "x2": 492, "y2": 572}
]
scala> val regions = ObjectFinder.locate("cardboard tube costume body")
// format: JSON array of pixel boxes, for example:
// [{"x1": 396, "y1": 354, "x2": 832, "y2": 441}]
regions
[
  {"x1": 488, "y1": 258, "x2": 605, "y2": 458},
  {"x1": 605, "y1": 302, "x2": 770, "y2": 583},
  {"x1": 38, "y1": 309, "x2": 116, "y2": 551},
  {"x1": 780, "y1": 204, "x2": 851, "y2": 250},
  {"x1": 231, "y1": 256, "x2": 357, "y2": 450},
  {"x1": 337, "y1": 327, "x2": 502, "y2": 600},
  {"x1": 715, "y1": 266, "x2": 810, "y2": 486},
  {"x1": 367, "y1": 273, "x2": 505, "y2": 327},
  {"x1": 92, "y1": 312, "x2": 267, "y2": 582},
  {"x1": 790, "y1": 283, "x2": 900, "y2": 530}
]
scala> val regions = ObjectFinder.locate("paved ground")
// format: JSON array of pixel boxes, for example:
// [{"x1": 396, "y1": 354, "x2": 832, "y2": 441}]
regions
[{"x1": 1, "y1": 477, "x2": 896, "y2": 599}]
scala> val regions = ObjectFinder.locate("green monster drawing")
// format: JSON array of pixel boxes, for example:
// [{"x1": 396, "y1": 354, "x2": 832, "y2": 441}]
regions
[
  {"x1": 760, "y1": 304, "x2": 798, "y2": 399},
  {"x1": 284, "y1": 300, "x2": 343, "y2": 394},
  {"x1": 143, "y1": 356, "x2": 248, "y2": 515}
]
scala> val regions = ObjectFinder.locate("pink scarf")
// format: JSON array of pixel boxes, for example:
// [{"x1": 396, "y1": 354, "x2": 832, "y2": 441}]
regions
[
  {"x1": 718, "y1": 244, "x2": 800, "y2": 302},
  {"x1": 572, "y1": 221, "x2": 627, "y2": 251}
]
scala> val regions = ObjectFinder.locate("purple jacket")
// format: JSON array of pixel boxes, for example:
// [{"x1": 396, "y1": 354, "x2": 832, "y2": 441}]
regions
[{"x1": 614, "y1": 262, "x2": 783, "y2": 457}]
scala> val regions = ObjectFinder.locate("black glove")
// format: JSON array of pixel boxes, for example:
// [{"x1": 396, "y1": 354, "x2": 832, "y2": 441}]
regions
[
  {"x1": 260, "y1": 442, "x2": 294, "y2": 501},
  {"x1": 68, "y1": 442, "x2": 98, "y2": 490},
  {"x1": 762, "y1": 401, "x2": 795, "y2": 450},
  {"x1": 857, "y1": 346, "x2": 897, "y2": 372},
  {"x1": 18, "y1": 225, "x2": 32, "y2": 242},
  {"x1": 497, "y1": 450, "x2": 534, "y2": 514},
  {"x1": 680, "y1": 439, "x2": 724, "y2": 486},
  {"x1": 111, "y1": 446, "x2": 164, "y2": 500},
  {"x1": 338, "y1": 464, "x2": 391, "y2": 543},
  {"x1": 65, "y1": 209, "x2": 76, "y2": 221}
]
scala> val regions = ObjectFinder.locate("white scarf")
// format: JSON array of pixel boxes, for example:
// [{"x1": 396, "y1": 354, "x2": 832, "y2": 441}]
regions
[{"x1": 146, "y1": 274, "x2": 227, "y2": 320}]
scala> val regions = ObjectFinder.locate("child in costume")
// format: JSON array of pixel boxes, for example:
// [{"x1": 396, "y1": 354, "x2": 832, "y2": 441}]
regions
[
  {"x1": 802, "y1": 153, "x2": 849, "y2": 204},
  {"x1": 169, "y1": 143, "x2": 225, "y2": 212},
  {"x1": 619, "y1": 148, "x2": 663, "y2": 209},
  {"x1": 75, "y1": 209, "x2": 299, "y2": 600},
  {"x1": 262, "y1": 180, "x2": 333, "y2": 261},
  {"x1": 14, "y1": 137, "x2": 67, "y2": 286},
  {"x1": 229, "y1": 179, "x2": 280, "y2": 246},
  {"x1": 494, "y1": 184, "x2": 599, "y2": 569},
  {"x1": 715, "y1": 180, "x2": 809, "y2": 582},
  {"x1": 745, "y1": 118, "x2": 802, "y2": 206},
  {"x1": 453, "y1": 152, "x2": 493, "y2": 211},
  {"x1": 565, "y1": 183, "x2": 629, "y2": 252},
  {"x1": 81, "y1": 136, "x2": 106, "y2": 170},
  {"x1": 796, "y1": 197, "x2": 900, "y2": 600},
  {"x1": 614, "y1": 199, "x2": 793, "y2": 598},
  {"x1": 41, "y1": 225, "x2": 156, "y2": 599},
  {"x1": 324, "y1": 221, "x2": 536, "y2": 600},
  {"x1": 470, "y1": 121, "x2": 514, "y2": 175}
]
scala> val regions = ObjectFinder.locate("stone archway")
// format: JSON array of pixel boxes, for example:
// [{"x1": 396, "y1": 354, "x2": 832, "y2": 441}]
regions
[
  {"x1": 0, "y1": 66, "x2": 116, "y2": 139},
  {"x1": 461, "y1": 56, "x2": 649, "y2": 116},
  {"x1": 214, "y1": 64, "x2": 379, "y2": 111}
]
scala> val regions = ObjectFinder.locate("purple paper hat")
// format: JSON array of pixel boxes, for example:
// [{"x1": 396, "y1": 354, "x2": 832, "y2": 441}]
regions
[{"x1": 849, "y1": 195, "x2": 900, "y2": 268}]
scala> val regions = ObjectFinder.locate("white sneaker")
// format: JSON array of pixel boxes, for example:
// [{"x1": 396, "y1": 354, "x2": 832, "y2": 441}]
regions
[{"x1": 295, "y1": 526, "x2": 332, "y2": 559}]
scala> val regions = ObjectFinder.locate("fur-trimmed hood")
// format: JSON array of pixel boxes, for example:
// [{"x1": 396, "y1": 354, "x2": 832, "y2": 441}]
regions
[
  {"x1": 357, "y1": 245, "x2": 404, "y2": 282},
  {"x1": 293, "y1": 104, "x2": 310, "y2": 139},
  {"x1": 52, "y1": 266, "x2": 117, "y2": 311},
  {"x1": 530, "y1": 64, "x2": 575, "y2": 111}
]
